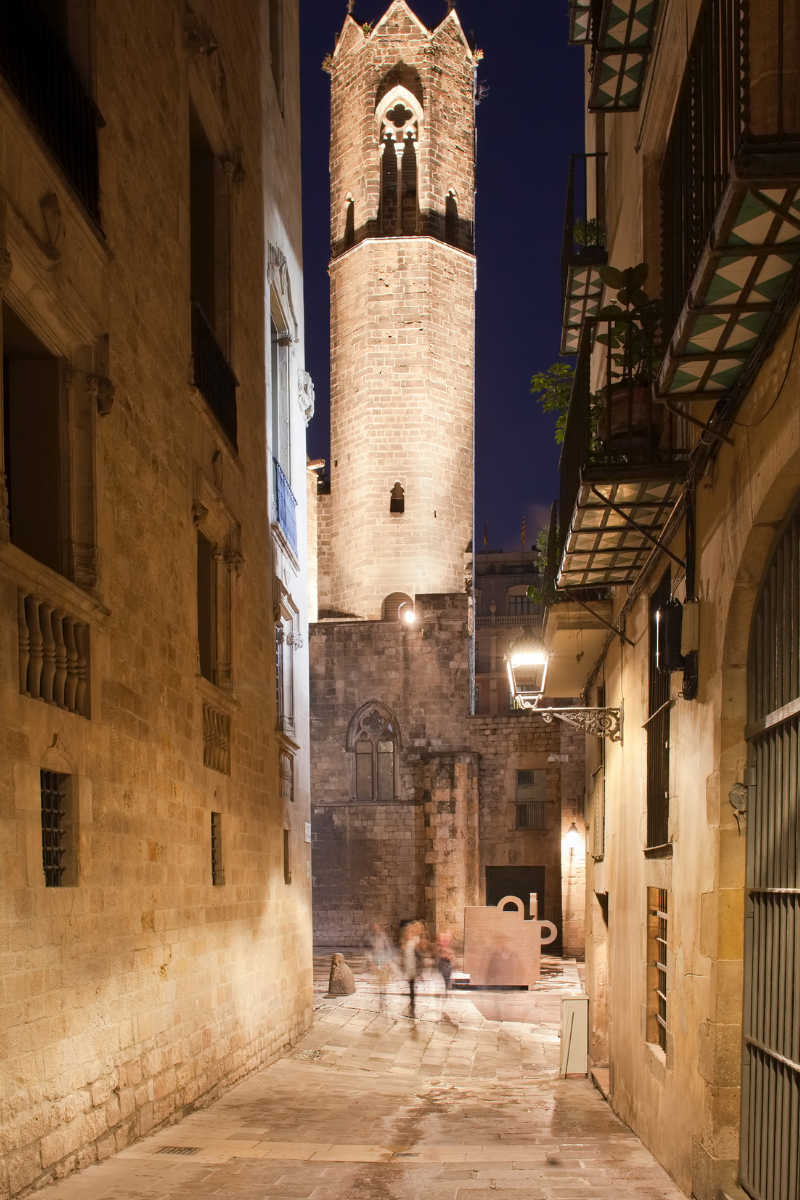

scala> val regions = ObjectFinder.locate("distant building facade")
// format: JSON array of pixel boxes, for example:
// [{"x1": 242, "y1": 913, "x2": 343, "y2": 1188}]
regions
[
  {"x1": 473, "y1": 549, "x2": 543, "y2": 715},
  {"x1": 309, "y1": 2, "x2": 585, "y2": 960},
  {"x1": 0, "y1": 3, "x2": 312, "y2": 1195}
]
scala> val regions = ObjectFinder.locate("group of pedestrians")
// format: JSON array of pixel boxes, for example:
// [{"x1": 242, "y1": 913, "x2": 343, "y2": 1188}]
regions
[{"x1": 366, "y1": 920, "x2": 455, "y2": 1016}]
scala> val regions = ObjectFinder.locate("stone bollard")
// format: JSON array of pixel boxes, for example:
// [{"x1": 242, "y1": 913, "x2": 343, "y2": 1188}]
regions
[{"x1": 327, "y1": 953, "x2": 356, "y2": 995}]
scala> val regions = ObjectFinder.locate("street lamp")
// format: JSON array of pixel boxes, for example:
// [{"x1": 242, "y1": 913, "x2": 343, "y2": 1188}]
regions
[
  {"x1": 506, "y1": 628, "x2": 549, "y2": 708},
  {"x1": 564, "y1": 821, "x2": 581, "y2": 852}
]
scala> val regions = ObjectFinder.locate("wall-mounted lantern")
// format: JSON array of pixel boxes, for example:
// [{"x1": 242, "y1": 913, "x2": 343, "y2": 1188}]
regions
[{"x1": 506, "y1": 628, "x2": 549, "y2": 707}]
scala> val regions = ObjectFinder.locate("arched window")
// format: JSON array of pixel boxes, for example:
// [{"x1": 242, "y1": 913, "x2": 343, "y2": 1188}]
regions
[
  {"x1": 390, "y1": 481, "x2": 405, "y2": 513},
  {"x1": 445, "y1": 191, "x2": 458, "y2": 245},
  {"x1": 382, "y1": 591, "x2": 413, "y2": 621},
  {"x1": 377, "y1": 87, "x2": 422, "y2": 237},
  {"x1": 344, "y1": 198, "x2": 354, "y2": 249},
  {"x1": 346, "y1": 701, "x2": 401, "y2": 801}
]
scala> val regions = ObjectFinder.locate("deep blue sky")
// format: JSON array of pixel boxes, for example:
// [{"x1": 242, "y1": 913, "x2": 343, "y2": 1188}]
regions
[{"x1": 300, "y1": 1, "x2": 584, "y2": 552}]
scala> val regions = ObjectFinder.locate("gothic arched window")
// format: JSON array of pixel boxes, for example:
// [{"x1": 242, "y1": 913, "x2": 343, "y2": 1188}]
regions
[
  {"x1": 346, "y1": 701, "x2": 401, "y2": 801},
  {"x1": 377, "y1": 87, "x2": 422, "y2": 237},
  {"x1": 445, "y1": 191, "x2": 458, "y2": 245}
]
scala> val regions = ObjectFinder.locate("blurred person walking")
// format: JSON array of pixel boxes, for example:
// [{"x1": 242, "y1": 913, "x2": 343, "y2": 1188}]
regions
[
  {"x1": 437, "y1": 928, "x2": 454, "y2": 996},
  {"x1": 400, "y1": 920, "x2": 421, "y2": 1017},
  {"x1": 366, "y1": 922, "x2": 395, "y2": 1010}
]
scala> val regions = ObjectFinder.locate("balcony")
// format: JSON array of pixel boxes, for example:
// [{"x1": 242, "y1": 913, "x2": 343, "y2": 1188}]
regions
[
  {"x1": 273, "y1": 458, "x2": 298, "y2": 556},
  {"x1": 568, "y1": 0, "x2": 662, "y2": 110},
  {"x1": 557, "y1": 325, "x2": 689, "y2": 590},
  {"x1": 191, "y1": 303, "x2": 239, "y2": 449},
  {"x1": 561, "y1": 154, "x2": 607, "y2": 355},
  {"x1": 659, "y1": 0, "x2": 800, "y2": 404},
  {"x1": 0, "y1": 2, "x2": 103, "y2": 221}
]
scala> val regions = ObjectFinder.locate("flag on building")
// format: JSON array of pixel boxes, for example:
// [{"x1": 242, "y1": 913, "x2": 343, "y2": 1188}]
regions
[
  {"x1": 521, "y1": 515, "x2": 526, "y2": 551},
  {"x1": 484, "y1": 518, "x2": 488, "y2": 550}
]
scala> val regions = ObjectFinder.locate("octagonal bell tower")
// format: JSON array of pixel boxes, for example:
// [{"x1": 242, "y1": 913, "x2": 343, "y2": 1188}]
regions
[{"x1": 321, "y1": 0, "x2": 477, "y2": 620}]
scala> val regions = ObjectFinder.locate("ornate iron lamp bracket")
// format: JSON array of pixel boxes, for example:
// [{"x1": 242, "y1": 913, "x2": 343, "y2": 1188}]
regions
[{"x1": 515, "y1": 700, "x2": 623, "y2": 741}]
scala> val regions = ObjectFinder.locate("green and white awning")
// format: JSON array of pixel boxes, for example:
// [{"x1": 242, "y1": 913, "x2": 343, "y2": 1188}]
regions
[
  {"x1": 568, "y1": 0, "x2": 592, "y2": 44},
  {"x1": 558, "y1": 468, "x2": 685, "y2": 589},
  {"x1": 562, "y1": 259, "x2": 606, "y2": 355},
  {"x1": 588, "y1": 0, "x2": 661, "y2": 111},
  {"x1": 659, "y1": 162, "x2": 800, "y2": 398}
]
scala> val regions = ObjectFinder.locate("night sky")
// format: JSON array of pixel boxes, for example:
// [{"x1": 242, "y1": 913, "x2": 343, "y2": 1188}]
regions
[{"x1": 300, "y1": 1, "x2": 585, "y2": 552}]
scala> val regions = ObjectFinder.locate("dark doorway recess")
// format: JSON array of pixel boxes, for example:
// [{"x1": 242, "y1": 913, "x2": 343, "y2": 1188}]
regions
[{"x1": 485, "y1": 866, "x2": 545, "y2": 923}]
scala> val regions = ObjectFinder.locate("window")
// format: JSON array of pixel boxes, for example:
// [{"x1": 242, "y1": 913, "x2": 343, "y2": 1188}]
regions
[
  {"x1": 275, "y1": 612, "x2": 296, "y2": 734},
  {"x1": 344, "y1": 198, "x2": 355, "y2": 249},
  {"x1": 445, "y1": 191, "x2": 458, "y2": 245},
  {"x1": 507, "y1": 593, "x2": 538, "y2": 617},
  {"x1": 189, "y1": 104, "x2": 236, "y2": 445},
  {"x1": 269, "y1": 0, "x2": 283, "y2": 109},
  {"x1": 647, "y1": 887, "x2": 668, "y2": 1052},
  {"x1": 271, "y1": 315, "x2": 291, "y2": 482},
  {"x1": 197, "y1": 531, "x2": 217, "y2": 683},
  {"x1": 347, "y1": 703, "x2": 399, "y2": 801},
  {"x1": 211, "y1": 811, "x2": 224, "y2": 885},
  {"x1": 280, "y1": 749, "x2": 294, "y2": 802},
  {"x1": 40, "y1": 770, "x2": 75, "y2": 886},
  {"x1": 283, "y1": 828, "x2": 291, "y2": 884},
  {"x1": 646, "y1": 571, "x2": 671, "y2": 848},
  {"x1": 3, "y1": 304, "x2": 64, "y2": 574},
  {"x1": 389, "y1": 481, "x2": 405, "y2": 514},
  {"x1": 515, "y1": 769, "x2": 546, "y2": 830},
  {"x1": 378, "y1": 90, "x2": 420, "y2": 236}
]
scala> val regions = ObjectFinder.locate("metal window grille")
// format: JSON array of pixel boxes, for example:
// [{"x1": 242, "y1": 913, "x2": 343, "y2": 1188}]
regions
[
  {"x1": 191, "y1": 303, "x2": 238, "y2": 449},
  {"x1": 646, "y1": 572, "x2": 671, "y2": 848},
  {"x1": 273, "y1": 458, "x2": 298, "y2": 555},
  {"x1": 211, "y1": 812, "x2": 224, "y2": 885},
  {"x1": 516, "y1": 801, "x2": 546, "y2": 830},
  {"x1": 651, "y1": 887, "x2": 668, "y2": 1052},
  {"x1": 40, "y1": 770, "x2": 67, "y2": 887},
  {"x1": 742, "y1": 504, "x2": 800, "y2": 1200},
  {"x1": 283, "y1": 828, "x2": 291, "y2": 884}
]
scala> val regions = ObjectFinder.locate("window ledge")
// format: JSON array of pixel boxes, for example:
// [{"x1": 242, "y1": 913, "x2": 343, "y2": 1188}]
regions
[
  {"x1": 0, "y1": 541, "x2": 109, "y2": 624},
  {"x1": 195, "y1": 673, "x2": 238, "y2": 712},
  {"x1": 644, "y1": 842, "x2": 673, "y2": 859},
  {"x1": 271, "y1": 520, "x2": 300, "y2": 571}
]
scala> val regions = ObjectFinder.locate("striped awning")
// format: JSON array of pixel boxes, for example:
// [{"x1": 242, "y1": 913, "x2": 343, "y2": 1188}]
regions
[{"x1": 588, "y1": 0, "x2": 661, "y2": 112}]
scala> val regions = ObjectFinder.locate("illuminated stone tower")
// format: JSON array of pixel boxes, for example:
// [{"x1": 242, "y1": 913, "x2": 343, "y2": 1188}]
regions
[{"x1": 320, "y1": 0, "x2": 477, "y2": 619}]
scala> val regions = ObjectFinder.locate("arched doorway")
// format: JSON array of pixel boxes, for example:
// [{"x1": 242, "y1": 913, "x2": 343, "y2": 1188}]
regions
[{"x1": 741, "y1": 502, "x2": 800, "y2": 1200}]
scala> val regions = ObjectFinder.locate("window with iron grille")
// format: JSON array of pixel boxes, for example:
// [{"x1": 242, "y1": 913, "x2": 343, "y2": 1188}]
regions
[
  {"x1": 516, "y1": 769, "x2": 546, "y2": 830},
  {"x1": 646, "y1": 572, "x2": 671, "y2": 848},
  {"x1": 41, "y1": 770, "x2": 67, "y2": 887},
  {"x1": 647, "y1": 887, "x2": 668, "y2": 1052},
  {"x1": 211, "y1": 811, "x2": 224, "y2": 886},
  {"x1": 283, "y1": 828, "x2": 291, "y2": 884}
]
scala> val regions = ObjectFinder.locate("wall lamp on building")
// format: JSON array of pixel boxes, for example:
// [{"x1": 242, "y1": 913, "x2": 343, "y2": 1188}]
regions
[
  {"x1": 507, "y1": 628, "x2": 549, "y2": 707},
  {"x1": 398, "y1": 601, "x2": 416, "y2": 625},
  {"x1": 564, "y1": 821, "x2": 583, "y2": 853}
]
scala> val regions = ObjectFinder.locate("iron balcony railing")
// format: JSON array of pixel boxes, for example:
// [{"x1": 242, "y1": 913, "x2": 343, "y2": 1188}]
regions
[
  {"x1": 273, "y1": 457, "x2": 298, "y2": 556},
  {"x1": 661, "y1": 0, "x2": 800, "y2": 344},
  {"x1": 558, "y1": 322, "x2": 689, "y2": 573},
  {"x1": 191, "y1": 303, "x2": 238, "y2": 449},
  {"x1": 0, "y1": 1, "x2": 103, "y2": 221},
  {"x1": 561, "y1": 153, "x2": 607, "y2": 355}
]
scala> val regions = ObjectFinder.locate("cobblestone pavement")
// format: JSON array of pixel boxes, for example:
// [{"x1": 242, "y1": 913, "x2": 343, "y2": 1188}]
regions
[{"x1": 36, "y1": 955, "x2": 686, "y2": 1200}]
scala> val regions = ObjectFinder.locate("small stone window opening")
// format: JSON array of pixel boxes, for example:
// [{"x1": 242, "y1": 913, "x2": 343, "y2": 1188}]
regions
[
  {"x1": 515, "y1": 768, "x2": 546, "y2": 830},
  {"x1": 390, "y1": 482, "x2": 405, "y2": 514},
  {"x1": 445, "y1": 191, "x2": 458, "y2": 245},
  {"x1": 348, "y1": 704, "x2": 399, "y2": 802},
  {"x1": 283, "y1": 828, "x2": 292, "y2": 884},
  {"x1": 41, "y1": 770, "x2": 70, "y2": 886},
  {"x1": 344, "y1": 198, "x2": 355, "y2": 249},
  {"x1": 211, "y1": 811, "x2": 224, "y2": 885}
]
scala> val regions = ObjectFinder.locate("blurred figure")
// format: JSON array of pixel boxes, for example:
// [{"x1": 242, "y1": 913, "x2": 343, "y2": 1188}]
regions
[
  {"x1": 400, "y1": 920, "x2": 421, "y2": 1017},
  {"x1": 366, "y1": 922, "x2": 394, "y2": 1009},
  {"x1": 437, "y1": 928, "x2": 454, "y2": 996}
]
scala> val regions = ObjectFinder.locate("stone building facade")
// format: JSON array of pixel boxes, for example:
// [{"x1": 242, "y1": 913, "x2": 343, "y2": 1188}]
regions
[
  {"x1": 310, "y1": 2, "x2": 585, "y2": 961},
  {"x1": 547, "y1": 0, "x2": 800, "y2": 1195},
  {"x1": 0, "y1": 3, "x2": 312, "y2": 1196}
]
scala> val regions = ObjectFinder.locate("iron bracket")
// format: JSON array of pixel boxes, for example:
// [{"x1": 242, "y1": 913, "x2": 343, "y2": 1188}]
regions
[{"x1": 515, "y1": 701, "x2": 623, "y2": 742}]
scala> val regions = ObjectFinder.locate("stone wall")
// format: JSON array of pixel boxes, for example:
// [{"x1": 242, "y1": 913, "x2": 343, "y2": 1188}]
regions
[{"x1": 0, "y1": 3, "x2": 312, "y2": 1197}]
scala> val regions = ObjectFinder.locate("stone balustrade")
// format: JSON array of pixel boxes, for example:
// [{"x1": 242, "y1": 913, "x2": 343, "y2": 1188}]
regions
[{"x1": 17, "y1": 591, "x2": 90, "y2": 717}]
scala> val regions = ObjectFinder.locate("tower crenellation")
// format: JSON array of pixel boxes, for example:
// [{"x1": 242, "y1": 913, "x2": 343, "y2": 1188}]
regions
[{"x1": 321, "y1": 1, "x2": 477, "y2": 620}]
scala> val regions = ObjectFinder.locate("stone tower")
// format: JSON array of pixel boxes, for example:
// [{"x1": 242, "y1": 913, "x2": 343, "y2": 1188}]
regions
[{"x1": 320, "y1": 0, "x2": 477, "y2": 620}]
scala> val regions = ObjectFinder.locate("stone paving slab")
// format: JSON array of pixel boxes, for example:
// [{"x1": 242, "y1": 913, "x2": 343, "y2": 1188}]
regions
[{"x1": 33, "y1": 956, "x2": 686, "y2": 1200}]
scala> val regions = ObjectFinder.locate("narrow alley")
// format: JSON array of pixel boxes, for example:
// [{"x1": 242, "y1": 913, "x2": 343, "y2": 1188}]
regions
[{"x1": 35, "y1": 958, "x2": 683, "y2": 1200}]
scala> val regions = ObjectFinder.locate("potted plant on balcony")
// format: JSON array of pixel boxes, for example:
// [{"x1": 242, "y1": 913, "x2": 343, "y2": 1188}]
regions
[{"x1": 596, "y1": 262, "x2": 663, "y2": 455}]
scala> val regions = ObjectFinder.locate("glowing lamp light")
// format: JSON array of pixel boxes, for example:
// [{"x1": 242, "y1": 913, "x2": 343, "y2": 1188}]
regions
[
  {"x1": 564, "y1": 821, "x2": 582, "y2": 851},
  {"x1": 507, "y1": 628, "x2": 549, "y2": 707},
  {"x1": 403, "y1": 608, "x2": 416, "y2": 624}
]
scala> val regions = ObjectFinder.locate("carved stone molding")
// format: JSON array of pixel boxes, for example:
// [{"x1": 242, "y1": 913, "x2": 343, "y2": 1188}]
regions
[
  {"x1": 40, "y1": 193, "x2": 65, "y2": 259},
  {"x1": 192, "y1": 500, "x2": 208, "y2": 527},
  {"x1": 71, "y1": 543, "x2": 100, "y2": 591},
  {"x1": 87, "y1": 375, "x2": 115, "y2": 416},
  {"x1": 224, "y1": 548, "x2": 244, "y2": 578},
  {"x1": 297, "y1": 369, "x2": 315, "y2": 425},
  {"x1": 268, "y1": 243, "x2": 299, "y2": 339},
  {"x1": 286, "y1": 630, "x2": 304, "y2": 650}
]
